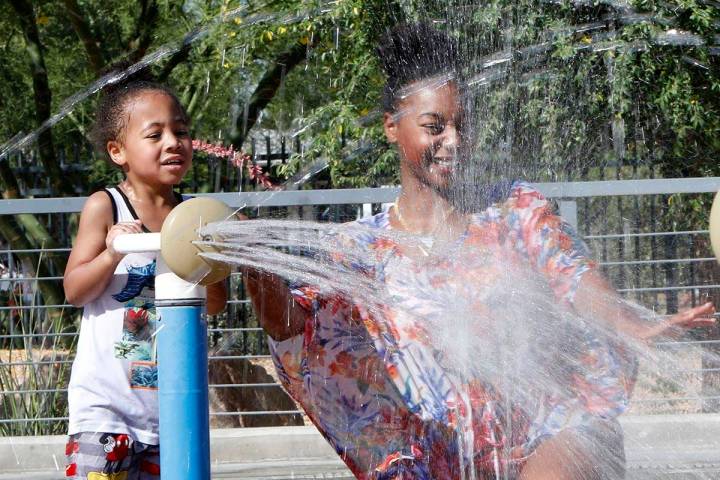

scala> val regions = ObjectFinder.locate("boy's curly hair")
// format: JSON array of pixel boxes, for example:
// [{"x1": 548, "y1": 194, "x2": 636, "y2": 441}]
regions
[{"x1": 90, "y1": 62, "x2": 189, "y2": 164}]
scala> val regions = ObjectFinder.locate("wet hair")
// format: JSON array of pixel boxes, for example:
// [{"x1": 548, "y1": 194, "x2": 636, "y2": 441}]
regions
[
  {"x1": 376, "y1": 23, "x2": 459, "y2": 112},
  {"x1": 90, "y1": 63, "x2": 189, "y2": 163}
]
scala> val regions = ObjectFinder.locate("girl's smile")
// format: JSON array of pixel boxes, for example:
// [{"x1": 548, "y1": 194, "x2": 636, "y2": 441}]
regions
[{"x1": 384, "y1": 79, "x2": 464, "y2": 194}]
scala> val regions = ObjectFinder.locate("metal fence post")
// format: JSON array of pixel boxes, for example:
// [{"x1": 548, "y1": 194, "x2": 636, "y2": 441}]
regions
[{"x1": 559, "y1": 200, "x2": 578, "y2": 231}]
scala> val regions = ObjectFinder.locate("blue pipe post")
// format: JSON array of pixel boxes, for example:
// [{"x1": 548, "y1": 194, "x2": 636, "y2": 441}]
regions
[
  {"x1": 112, "y1": 196, "x2": 231, "y2": 479},
  {"x1": 155, "y1": 261, "x2": 210, "y2": 479}
]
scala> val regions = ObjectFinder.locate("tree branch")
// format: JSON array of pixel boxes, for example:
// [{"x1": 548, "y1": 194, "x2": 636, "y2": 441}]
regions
[
  {"x1": 231, "y1": 41, "x2": 310, "y2": 149},
  {"x1": 157, "y1": 35, "x2": 197, "y2": 82},
  {"x1": 62, "y1": 0, "x2": 105, "y2": 75},
  {"x1": 128, "y1": 0, "x2": 159, "y2": 62}
]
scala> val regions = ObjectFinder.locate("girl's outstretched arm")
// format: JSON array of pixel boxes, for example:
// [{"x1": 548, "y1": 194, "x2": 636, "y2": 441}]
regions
[
  {"x1": 63, "y1": 192, "x2": 142, "y2": 306},
  {"x1": 514, "y1": 182, "x2": 715, "y2": 343},
  {"x1": 243, "y1": 268, "x2": 306, "y2": 341},
  {"x1": 206, "y1": 281, "x2": 227, "y2": 316},
  {"x1": 574, "y1": 270, "x2": 716, "y2": 342}
]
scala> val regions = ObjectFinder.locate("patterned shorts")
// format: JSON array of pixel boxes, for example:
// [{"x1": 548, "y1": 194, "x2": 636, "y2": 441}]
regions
[{"x1": 65, "y1": 432, "x2": 160, "y2": 480}]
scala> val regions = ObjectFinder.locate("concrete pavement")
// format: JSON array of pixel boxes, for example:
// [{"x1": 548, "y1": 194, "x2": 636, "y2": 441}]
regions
[{"x1": 2, "y1": 415, "x2": 720, "y2": 479}]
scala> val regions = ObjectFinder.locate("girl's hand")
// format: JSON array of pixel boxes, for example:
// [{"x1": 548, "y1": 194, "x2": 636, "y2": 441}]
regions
[
  {"x1": 638, "y1": 302, "x2": 716, "y2": 341},
  {"x1": 106, "y1": 220, "x2": 143, "y2": 258}
]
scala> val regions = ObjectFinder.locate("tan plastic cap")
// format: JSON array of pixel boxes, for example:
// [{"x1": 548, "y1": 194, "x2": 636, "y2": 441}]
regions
[{"x1": 160, "y1": 197, "x2": 234, "y2": 286}]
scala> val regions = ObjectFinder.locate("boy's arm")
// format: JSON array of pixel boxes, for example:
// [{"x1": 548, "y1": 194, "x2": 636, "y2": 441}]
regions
[{"x1": 63, "y1": 192, "x2": 142, "y2": 307}]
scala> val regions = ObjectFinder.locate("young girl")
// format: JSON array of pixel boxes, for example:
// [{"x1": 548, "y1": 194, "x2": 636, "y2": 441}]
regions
[
  {"x1": 246, "y1": 23, "x2": 715, "y2": 480},
  {"x1": 63, "y1": 76, "x2": 226, "y2": 479}
]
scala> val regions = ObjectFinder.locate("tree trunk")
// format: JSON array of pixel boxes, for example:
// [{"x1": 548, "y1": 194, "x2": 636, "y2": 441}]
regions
[
  {"x1": 231, "y1": 41, "x2": 311, "y2": 149},
  {"x1": 9, "y1": 0, "x2": 64, "y2": 195},
  {"x1": 62, "y1": 0, "x2": 106, "y2": 75},
  {"x1": 127, "y1": 0, "x2": 159, "y2": 62}
]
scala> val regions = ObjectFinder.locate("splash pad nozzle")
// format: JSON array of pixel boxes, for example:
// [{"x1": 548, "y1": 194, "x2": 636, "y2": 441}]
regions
[
  {"x1": 709, "y1": 191, "x2": 720, "y2": 264},
  {"x1": 113, "y1": 197, "x2": 234, "y2": 480}
]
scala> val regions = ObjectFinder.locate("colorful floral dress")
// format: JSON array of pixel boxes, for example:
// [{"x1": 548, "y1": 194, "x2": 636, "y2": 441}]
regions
[{"x1": 269, "y1": 182, "x2": 637, "y2": 479}]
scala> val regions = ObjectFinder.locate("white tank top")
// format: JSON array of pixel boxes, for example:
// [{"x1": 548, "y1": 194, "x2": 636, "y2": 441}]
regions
[{"x1": 68, "y1": 187, "x2": 182, "y2": 444}]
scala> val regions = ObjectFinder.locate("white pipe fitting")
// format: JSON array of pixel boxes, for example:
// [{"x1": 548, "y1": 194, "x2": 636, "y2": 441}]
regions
[{"x1": 113, "y1": 232, "x2": 161, "y2": 254}]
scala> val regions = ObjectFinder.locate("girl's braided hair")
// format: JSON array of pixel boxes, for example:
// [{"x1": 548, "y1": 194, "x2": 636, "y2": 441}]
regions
[
  {"x1": 376, "y1": 23, "x2": 459, "y2": 113},
  {"x1": 90, "y1": 63, "x2": 189, "y2": 163}
]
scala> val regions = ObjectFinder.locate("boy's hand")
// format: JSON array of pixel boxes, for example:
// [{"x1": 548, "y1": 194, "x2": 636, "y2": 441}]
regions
[{"x1": 106, "y1": 220, "x2": 143, "y2": 258}]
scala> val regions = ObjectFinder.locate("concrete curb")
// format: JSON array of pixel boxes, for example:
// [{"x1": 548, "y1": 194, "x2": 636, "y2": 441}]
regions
[
  {"x1": 0, "y1": 426, "x2": 343, "y2": 479},
  {"x1": 2, "y1": 415, "x2": 720, "y2": 479}
]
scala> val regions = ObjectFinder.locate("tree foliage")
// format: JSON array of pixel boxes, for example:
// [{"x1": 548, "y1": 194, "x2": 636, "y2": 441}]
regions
[{"x1": 0, "y1": 0, "x2": 718, "y2": 229}]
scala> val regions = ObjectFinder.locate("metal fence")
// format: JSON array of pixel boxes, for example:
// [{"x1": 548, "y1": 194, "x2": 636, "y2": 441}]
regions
[{"x1": 2, "y1": 177, "x2": 720, "y2": 435}]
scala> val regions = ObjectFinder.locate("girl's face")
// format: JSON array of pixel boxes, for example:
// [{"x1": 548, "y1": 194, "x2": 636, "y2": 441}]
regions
[
  {"x1": 384, "y1": 80, "x2": 463, "y2": 193},
  {"x1": 108, "y1": 91, "x2": 192, "y2": 186}
]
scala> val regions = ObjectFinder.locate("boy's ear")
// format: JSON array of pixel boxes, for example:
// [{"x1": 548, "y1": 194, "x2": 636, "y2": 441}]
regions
[
  {"x1": 107, "y1": 141, "x2": 125, "y2": 167},
  {"x1": 384, "y1": 112, "x2": 398, "y2": 144}
]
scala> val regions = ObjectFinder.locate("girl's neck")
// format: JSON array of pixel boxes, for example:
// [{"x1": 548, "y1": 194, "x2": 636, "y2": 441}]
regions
[{"x1": 393, "y1": 171, "x2": 466, "y2": 238}]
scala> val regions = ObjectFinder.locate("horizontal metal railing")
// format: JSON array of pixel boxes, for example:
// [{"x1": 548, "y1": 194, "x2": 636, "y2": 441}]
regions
[
  {"x1": 2, "y1": 177, "x2": 720, "y2": 215},
  {"x1": 2, "y1": 177, "x2": 720, "y2": 433}
]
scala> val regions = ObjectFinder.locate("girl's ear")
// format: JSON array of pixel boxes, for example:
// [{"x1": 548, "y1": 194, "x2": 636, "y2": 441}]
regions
[
  {"x1": 107, "y1": 141, "x2": 126, "y2": 168},
  {"x1": 384, "y1": 112, "x2": 398, "y2": 144}
]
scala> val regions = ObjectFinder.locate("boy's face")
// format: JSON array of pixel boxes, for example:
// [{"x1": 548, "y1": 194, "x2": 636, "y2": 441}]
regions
[
  {"x1": 384, "y1": 80, "x2": 464, "y2": 194},
  {"x1": 108, "y1": 91, "x2": 192, "y2": 186}
]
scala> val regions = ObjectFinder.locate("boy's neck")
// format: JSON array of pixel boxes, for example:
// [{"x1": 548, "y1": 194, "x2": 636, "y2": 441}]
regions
[
  {"x1": 118, "y1": 178, "x2": 181, "y2": 232},
  {"x1": 119, "y1": 178, "x2": 177, "y2": 206}
]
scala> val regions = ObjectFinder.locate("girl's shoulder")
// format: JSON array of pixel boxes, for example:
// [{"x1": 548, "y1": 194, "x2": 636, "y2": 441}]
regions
[
  {"x1": 355, "y1": 210, "x2": 391, "y2": 230},
  {"x1": 468, "y1": 181, "x2": 553, "y2": 234},
  {"x1": 327, "y1": 211, "x2": 389, "y2": 252},
  {"x1": 470, "y1": 180, "x2": 545, "y2": 215},
  {"x1": 491, "y1": 180, "x2": 545, "y2": 204},
  {"x1": 352, "y1": 210, "x2": 391, "y2": 243},
  {"x1": 506, "y1": 180, "x2": 545, "y2": 200}
]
